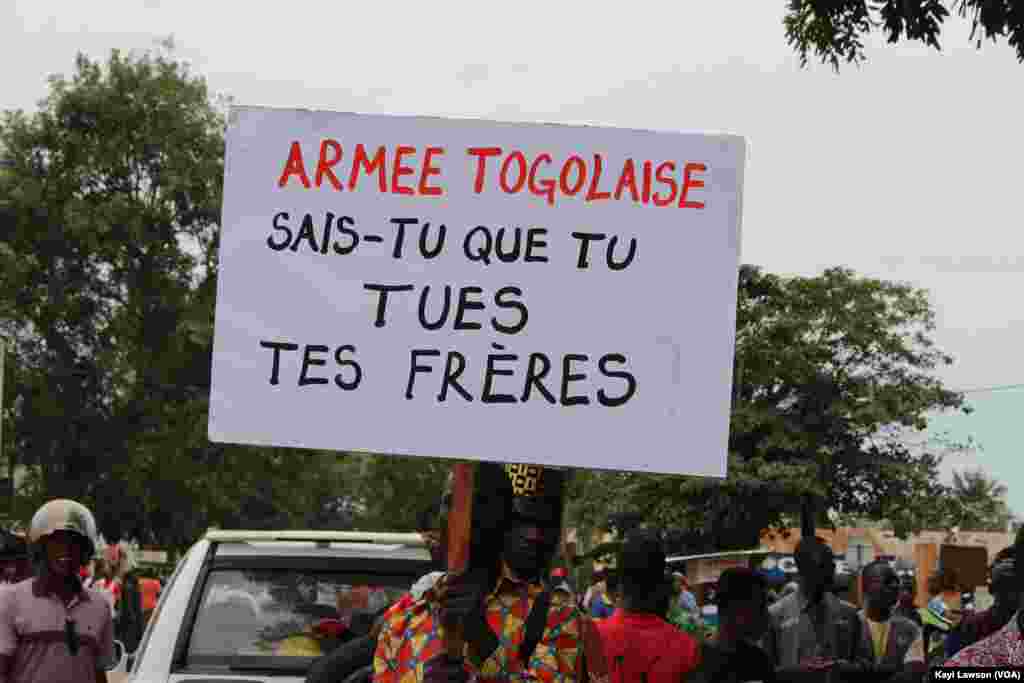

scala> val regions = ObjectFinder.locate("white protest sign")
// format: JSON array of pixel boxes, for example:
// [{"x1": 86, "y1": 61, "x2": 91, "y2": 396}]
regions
[{"x1": 209, "y1": 106, "x2": 745, "y2": 477}]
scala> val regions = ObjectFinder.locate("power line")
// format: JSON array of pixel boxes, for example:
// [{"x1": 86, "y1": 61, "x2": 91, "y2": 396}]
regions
[{"x1": 958, "y1": 383, "x2": 1024, "y2": 394}]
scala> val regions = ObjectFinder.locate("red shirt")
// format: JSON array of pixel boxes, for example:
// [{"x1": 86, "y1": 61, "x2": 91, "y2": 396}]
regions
[
  {"x1": 595, "y1": 609, "x2": 700, "y2": 683},
  {"x1": 98, "y1": 578, "x2": 121, "y2": 602},
  {"x1": 140, "y1": 577, "x2": 162, "y2": 612}
]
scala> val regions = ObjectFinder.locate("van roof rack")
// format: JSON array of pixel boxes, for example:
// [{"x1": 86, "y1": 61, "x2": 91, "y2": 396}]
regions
[{"x1": 204, "y1": 530, "x2": 425, "y2": 546}]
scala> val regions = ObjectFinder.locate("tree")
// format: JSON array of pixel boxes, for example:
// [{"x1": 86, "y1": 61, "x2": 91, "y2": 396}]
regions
[
  {"x1": 605, "y1": 511, "x2": 645, "y2": 537},
  {"x1": 0, "y1": 44, "x2": 222, "y2": 517},
  {"x1": 563, "y1": 468, "x2": 637, "y2": 563},
  {"x1": 348, "y1": 454, "x2": 450, "y2": 532},
  {"x1": 731, "y1": 266, "x2": 965, "y2": 537},
  {"x1": 947, "y1": 468, "x2": 1012, "y2": 532},
  {"x1": 565, "y1": 266, "x2": 967, "y2": 554},
  {"x1": 0, "y1": 45, "x2": 349, "y2": 550},
  {"x1": 785, "y1": 0, "x2": 1024, "y2": 71}
]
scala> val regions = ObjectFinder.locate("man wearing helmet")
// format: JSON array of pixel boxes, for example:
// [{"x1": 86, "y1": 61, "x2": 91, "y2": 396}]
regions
[{"x1": 0, "y1": 499, "x2": 115, "y2": 683}]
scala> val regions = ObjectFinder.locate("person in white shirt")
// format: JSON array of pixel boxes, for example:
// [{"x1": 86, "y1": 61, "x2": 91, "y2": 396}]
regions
[{"x1": 859, "y1": 560, "x2": 926, "y2": 681}]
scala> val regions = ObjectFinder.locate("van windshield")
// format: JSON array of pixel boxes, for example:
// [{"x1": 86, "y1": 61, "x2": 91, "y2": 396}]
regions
[{"x1": 185, "y1": 569, "x2": 407, "y2": 670}]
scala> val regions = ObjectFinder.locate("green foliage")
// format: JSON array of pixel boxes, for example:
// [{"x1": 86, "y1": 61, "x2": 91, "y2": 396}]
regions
[
  {"x1": 946, "y1": 468, "x2": 1012, "y2": 532},
  {"x1": 785, "y1": 0, "x2": 1024, "y2": 71},
  {"x1": 567, "y1": 266, "x2": 967, "y2": 554},
  {"x1": 578, "y1": 540, "x2": 622, "y2": 566},
  {"x1": 349, "y1": 454, "x2": 451, "y2": 532},
  {"x1": 0, "y1": 46, "x2": 346, "y2": 551}
]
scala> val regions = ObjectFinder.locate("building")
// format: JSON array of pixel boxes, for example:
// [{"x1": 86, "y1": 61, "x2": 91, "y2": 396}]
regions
[
  {"x1": 760, "y1": 526, "x2": 1013, "y2": 568},
  {"x1": 760, "y1": 526, "x2": 1012, "y2": 606}
]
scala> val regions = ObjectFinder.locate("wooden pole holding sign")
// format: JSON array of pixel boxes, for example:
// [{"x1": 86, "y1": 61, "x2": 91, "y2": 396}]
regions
[
  {"x1": 0, "y1": 339, "x2": 4, "y2": 482},
  {"x1": 444, "y1": 462, "x2": 475, "y2": 658}
]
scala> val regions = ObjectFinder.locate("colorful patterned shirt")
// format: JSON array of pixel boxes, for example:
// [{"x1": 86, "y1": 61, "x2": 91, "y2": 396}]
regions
[
  {"x1": 945, "y1": 607, "x2": 1011, "y2": 659},
  {"x1": 940, "y1": 613, "x2": 1024, "y2": 668},
  {"x1": 374, "y1": 565, "x2": 604, "y2": 683}
]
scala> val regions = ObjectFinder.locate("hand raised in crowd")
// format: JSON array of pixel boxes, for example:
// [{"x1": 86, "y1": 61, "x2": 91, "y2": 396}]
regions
[
  {"x1": 436, "y1": 569, "x2": 499, "y2": 661},
  {"x1": 436, "y1": 571, "x2": 488, "y2": 626}
]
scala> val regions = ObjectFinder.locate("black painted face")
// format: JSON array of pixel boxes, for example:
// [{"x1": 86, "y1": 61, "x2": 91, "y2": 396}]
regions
[
  {"x1": 493, "y1": 464, "x2": 566, "y2": 581},
  {"x1": 501, "y1": 497, "x2": 562, "y2": 582},
  {"x1": 502, "y1": 522, "x2": 560, "y2": 582}
]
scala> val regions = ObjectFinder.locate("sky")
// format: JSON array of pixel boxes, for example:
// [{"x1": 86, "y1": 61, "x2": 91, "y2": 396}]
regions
[{"x1": 3, "y1": 1, "x2": 1022, "y2": 513}]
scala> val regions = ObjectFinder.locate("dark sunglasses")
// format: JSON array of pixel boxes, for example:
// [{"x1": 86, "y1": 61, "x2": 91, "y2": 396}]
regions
[{"x1": 65, "y1": 618, "x2": 80, "y2": 656}]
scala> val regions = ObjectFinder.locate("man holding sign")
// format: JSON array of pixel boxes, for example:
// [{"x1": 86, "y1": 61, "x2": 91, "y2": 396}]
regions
[
  {"x1": 210, "y1": 105, "x2": 743, "y2": 682},
  {"x1": 374, "y1": 463, "x2": 605, "y2": 683}
]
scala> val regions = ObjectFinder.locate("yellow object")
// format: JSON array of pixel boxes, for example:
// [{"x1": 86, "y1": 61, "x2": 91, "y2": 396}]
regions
[
  {"x1": 274, "y1": 634, "x2": 323, "y2": 657},
  {"x1": 866, "y1": 618, "x2": 890, "y2": 661},
  {"x1": 504, "y1": 464, "x2": 542, "y2": 496}
]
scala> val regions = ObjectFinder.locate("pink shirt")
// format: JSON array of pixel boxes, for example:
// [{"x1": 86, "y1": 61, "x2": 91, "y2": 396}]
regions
[
  {"x1": 90, "y1": 579, "x2": 120, "y2": 617},
  {"x1": 0, "y1": 577, "x2": 114, "y2": 683}
]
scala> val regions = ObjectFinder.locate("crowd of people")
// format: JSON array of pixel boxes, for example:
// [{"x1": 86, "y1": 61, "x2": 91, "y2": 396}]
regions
[
  {"x1": 308, "y1": 463, "x2": 1024, "y2": 683},
  {"x1": 0, "y1": 465, "x2": 1020, "y2": 681},
  {"x1": 578, "y1": 568, "x2": 703, "y2": 639}
]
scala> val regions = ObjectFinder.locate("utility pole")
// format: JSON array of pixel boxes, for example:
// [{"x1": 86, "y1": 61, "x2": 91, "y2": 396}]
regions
[
  {"x1": 1, "y1": 157, "x2": 15, "y2": 518},
  {"x1": 0, "y1": 338, "x2": 4, "y2": 470},
  {"x1": 0, "y1": 338, "x2": 7, "y2": 519},
  {"x1": 0, "y1": 338, "x2": 4, "y2": 463}
]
